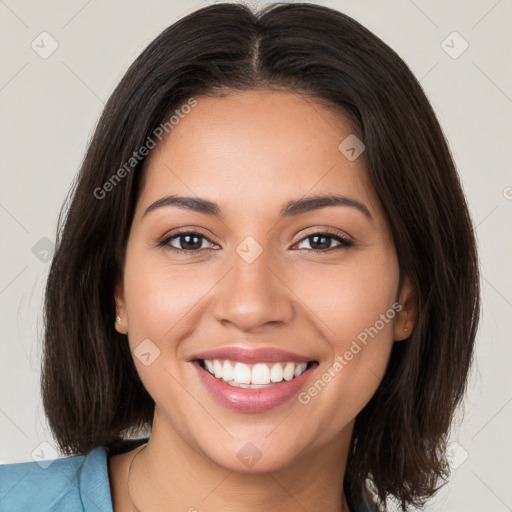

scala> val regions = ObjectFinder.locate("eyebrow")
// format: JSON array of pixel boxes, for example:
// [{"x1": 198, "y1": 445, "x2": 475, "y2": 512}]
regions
[{"x1": 142, "y1": 193, "x2": 373, "y2": 221}]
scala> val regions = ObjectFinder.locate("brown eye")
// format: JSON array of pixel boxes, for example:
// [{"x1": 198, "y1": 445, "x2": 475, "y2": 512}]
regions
[
  {"x1": 294, "y1": 232, "x2": 353, "y2": 252},
  {"x1": 158, "y1": 229, "x2": 353, "y2": 255},
  {"x1": 159, "y1": 231, "x2": 217, "y2": 253}
]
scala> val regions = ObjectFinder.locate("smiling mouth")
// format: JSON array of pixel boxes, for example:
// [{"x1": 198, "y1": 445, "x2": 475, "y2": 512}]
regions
[{"x1": 196, "y1": 358, "x2": 319, "y2": 389}]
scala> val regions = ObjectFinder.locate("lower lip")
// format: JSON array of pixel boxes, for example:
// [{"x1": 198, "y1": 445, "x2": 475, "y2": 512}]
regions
[{"x1": 192, "y1": 360, "x2": 318, "y2": 413}]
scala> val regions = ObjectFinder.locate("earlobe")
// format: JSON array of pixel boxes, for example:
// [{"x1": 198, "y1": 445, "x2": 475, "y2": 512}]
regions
[
  {"x1": 114, "y1": 272, "x2": 128, "y2": 335},
  {"x1": 393, "y1": 275, "x2": 418, "y2": 342},
  {"x1": 114, "y1": 315, "x2": 126, "y2": 334}
]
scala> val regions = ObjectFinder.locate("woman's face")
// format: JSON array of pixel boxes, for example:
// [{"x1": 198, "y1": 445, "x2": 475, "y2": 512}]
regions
[{"x1": 115, "y1": 89, "x2": 414, "y2": 472}]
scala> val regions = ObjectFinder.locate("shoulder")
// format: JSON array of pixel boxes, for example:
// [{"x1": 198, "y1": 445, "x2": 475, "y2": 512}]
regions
[{"x1": 0, "y1": 446, "x2": 112, "y2": 512}]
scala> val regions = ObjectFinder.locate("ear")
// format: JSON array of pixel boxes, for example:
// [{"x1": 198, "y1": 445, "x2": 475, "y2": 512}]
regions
[
  {"x1": 393, "y1": 275, "x2": 417, "y2": 342},
  {"x1": 114, "y1": 271, "x2": 128, "y2": 335}
]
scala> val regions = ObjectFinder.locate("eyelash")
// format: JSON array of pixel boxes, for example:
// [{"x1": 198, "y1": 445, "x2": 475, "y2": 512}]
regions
[{"x1": 158, "y1": 229, "x2": 354, "y2": 255}]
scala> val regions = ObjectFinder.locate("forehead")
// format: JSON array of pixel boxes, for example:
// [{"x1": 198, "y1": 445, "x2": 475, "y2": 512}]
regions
[{"x1": 138, "y1": 90, "x2": 380, "y2": 221}]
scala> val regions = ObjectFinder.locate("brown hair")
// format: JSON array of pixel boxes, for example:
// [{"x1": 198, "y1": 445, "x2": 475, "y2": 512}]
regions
[{"x1": 41, "y1": 3, "x2": 480, "y2": 509}]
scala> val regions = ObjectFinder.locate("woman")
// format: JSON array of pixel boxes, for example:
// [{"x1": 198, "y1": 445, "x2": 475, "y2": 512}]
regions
[{"x1": 0, "y1": 2, "x2": 480, "y2": 511}]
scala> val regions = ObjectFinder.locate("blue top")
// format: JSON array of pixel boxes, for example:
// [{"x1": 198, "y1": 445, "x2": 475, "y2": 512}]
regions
[
  {"x1": 0, "y1": 437, "x2": 375, "y2": 511},
  {"x1": 0, "y1": 437, "x2": 138, "y2": 512}
]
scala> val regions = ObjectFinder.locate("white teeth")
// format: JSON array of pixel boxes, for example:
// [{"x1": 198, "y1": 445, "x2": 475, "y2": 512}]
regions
[
  {"x1": 294, "y1": 363, "x2": 307, "y2": 378},
  {"x1": 226, "y1": 381, "x2": 274, "y2": 389},
  {"x1": 251, "y1": 363, "x2": 270, "y2": 385},
  {"x1": 205, "y1": 360, "x2": 214, "y2": 374},
  {"x1": 201, "y1": 359, "x2": 311, "y2": 386},
  {"x1": 213, "y1": 360, "x2": 223, "y2": 379},
  {"x1": 284, "y1": 362, "x2": 296, "y2": 381},
  {"x1": 222, "y1": 360, "x2": 234, "y2": 381},
  {"x1": 233, "y1": 362, "x2": 251, "y2": 384},
  {"x1": 270, "y1": 363, "x2": 284, "y2": 383}
]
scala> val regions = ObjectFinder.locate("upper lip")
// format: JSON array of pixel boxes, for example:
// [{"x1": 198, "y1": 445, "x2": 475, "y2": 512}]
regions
[{"x1": 190, "y1": 346, "x2": 315, "y2": 364}]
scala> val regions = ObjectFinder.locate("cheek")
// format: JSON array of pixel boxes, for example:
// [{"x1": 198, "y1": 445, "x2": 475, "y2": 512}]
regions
[
  {"x1": 122, "y1": 246, "x2": 217, "y2": 354},
  {"x1": 121, "y1": 253, "x2": 209, "y2": 399},
  {"x1": 296, "y1": 251, "x2": 399, "y2": 414},
  {"x1": 288, "y1": 248, "x2": 399, "y2": 405},
  {"x1": 291, "y1": 250, "x2": 399, "y2": 343},
  {"x1": 334, "y1": 268, "x2": 397, "y2": 351}
]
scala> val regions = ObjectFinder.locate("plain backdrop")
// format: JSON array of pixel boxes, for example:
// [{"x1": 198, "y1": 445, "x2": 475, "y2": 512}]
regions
[{"x1": 0, "y1": 1, "x2": 511, "y2": 511}]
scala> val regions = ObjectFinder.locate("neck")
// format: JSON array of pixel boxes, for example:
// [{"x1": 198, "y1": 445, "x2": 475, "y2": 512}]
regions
[{"x1": 126, "y1": 409, "x2": 353, "y2": 512}]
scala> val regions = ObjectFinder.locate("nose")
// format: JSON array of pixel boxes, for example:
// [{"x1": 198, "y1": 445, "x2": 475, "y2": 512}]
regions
[{"x1": 211, "y1": 245, "x2": 295, "y2": 333}]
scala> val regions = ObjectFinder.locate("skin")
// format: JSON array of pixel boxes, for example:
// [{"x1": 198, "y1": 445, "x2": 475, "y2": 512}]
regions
[{"x1": 111, "y1": 89, "x2": 417, "y2": 512}]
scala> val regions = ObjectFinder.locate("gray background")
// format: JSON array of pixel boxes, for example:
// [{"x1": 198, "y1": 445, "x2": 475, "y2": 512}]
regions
[{"x1": 0, "y1": 1, "x2": 511, "y2": 510}]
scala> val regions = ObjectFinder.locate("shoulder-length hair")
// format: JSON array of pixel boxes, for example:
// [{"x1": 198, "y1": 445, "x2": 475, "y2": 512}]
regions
[{"x1": 41, "y1": 2, "x2": 480, "y2": 509}]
